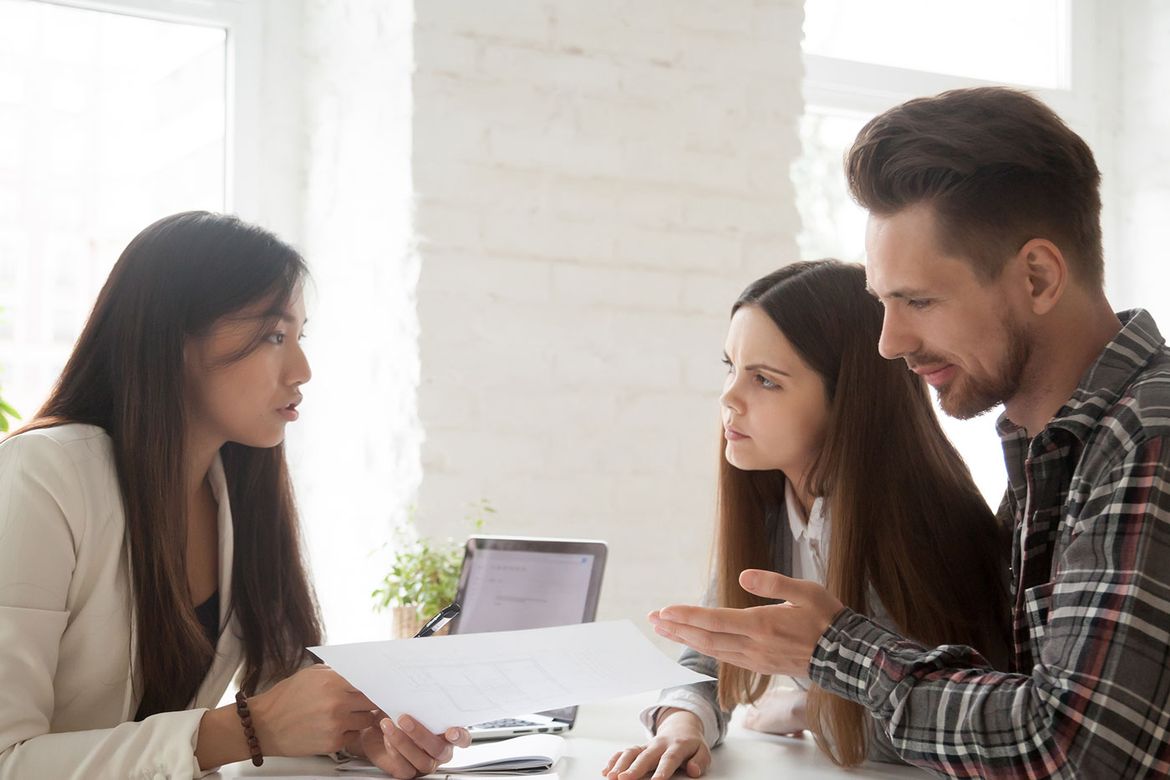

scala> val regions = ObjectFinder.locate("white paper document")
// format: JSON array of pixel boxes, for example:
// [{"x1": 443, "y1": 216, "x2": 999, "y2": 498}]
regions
[{"x1": 310, "y1": 620, "x2": 713, "y2": 733}]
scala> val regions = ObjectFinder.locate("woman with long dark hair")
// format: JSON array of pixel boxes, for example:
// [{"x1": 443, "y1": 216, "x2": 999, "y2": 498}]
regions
[
  {"x1": 603, "y1": 260, "x2": 1011, "y2": 777},
  {"x1": 0, "y1": 212, "x2": 467, "y2": 778}
]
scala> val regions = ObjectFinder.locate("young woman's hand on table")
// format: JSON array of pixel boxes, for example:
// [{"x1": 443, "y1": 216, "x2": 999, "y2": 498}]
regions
[{"x1": 601, "y1": 708, "x2": 711, "y2": 780}]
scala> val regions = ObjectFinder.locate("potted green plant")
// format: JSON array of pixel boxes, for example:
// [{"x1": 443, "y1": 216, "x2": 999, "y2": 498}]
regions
[
  {"x1": 0, "y1": 392, "x2": 16, "y2": 434},
  {"x1": 371, "y1": 500, "x2": 493, "y2": 638}
]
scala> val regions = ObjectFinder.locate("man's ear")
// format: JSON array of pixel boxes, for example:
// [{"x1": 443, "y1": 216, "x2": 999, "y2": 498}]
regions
[{"x1": 1016, "y1": 238, "x2": 1067, "y2": 316}]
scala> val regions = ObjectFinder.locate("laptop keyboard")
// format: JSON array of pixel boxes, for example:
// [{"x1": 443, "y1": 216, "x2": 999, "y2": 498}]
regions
[{"x1": 474, "y1": 717, "x2": 543, "y2": 728}]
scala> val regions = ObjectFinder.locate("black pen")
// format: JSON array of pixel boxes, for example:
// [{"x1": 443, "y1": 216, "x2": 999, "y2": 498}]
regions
[{"x1": 413, "y1": 602, "x2": 462, "y2": 638}]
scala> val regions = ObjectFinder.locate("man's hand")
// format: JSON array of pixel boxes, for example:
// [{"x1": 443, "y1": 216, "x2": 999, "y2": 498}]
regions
[{"x1": 648, "y1": 570, "x2": 844, "y2": 678}]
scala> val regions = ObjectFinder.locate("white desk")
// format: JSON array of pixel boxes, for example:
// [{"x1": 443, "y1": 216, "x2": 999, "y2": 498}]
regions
[{"x1": 215, "y1": 694, "x2": 926, "y2": 779}]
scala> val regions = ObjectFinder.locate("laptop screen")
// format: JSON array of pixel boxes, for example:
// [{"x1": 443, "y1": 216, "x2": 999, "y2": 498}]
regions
[{"x1": 450, "y1": 536, "x2": 607, "y2": 635}]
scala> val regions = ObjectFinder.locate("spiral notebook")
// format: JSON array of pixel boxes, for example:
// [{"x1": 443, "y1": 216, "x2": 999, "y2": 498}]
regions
[{"x1": 337, "y1": 733, "x2": 565, "y2": 775}]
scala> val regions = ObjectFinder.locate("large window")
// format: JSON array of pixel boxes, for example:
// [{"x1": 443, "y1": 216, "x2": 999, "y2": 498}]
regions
[
  {"x1": 0, "y1": 0, "x2": 265, "y2": 421},
  {"x1": 0, "y1": 0, "x2": 384, "y2": 646},
  {"x1": 797, "y1": 0, "x2": 1093, "y2": 503}
]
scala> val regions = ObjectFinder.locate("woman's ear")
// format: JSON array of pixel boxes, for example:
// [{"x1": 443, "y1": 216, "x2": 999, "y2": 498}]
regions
[{"x1": 1016, "y1": 238, "x2": 1067, "y2": 316}]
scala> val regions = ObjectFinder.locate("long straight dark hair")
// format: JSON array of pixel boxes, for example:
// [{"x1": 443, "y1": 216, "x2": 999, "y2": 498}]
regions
[
  {"x1": 21, "y1": 211, "x2": 322, "y2": 717},
  {"x1": 714, "y1": 260, "x2": 1010, "y2": 765}
]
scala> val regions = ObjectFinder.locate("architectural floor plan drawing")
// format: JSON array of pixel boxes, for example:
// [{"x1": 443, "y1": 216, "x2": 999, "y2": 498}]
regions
[
  {"x1": 311, "y1": 620, "x2": 714, "y2": 732},
  {"x1": 399, "y1": 657, "x2": 569, "y2": 712}
]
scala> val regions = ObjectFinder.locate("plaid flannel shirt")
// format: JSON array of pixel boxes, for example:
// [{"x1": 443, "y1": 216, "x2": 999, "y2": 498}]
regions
[{"x1": 809, "y1": 309, "x2": 1170, "y2": 778}]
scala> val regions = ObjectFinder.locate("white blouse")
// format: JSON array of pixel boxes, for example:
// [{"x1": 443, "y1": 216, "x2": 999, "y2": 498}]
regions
[
  {"x1": 784, "y1": 480, "x2": 829, "y2": 691},
  {"x1": 784, "y1": 479, "x2": 829, "y2": 586}
]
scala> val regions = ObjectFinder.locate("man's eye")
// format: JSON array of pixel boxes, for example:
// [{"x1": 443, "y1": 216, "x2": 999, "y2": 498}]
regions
[{"x1": 908, "y1": 299, "x2": 933, "y2": 310}]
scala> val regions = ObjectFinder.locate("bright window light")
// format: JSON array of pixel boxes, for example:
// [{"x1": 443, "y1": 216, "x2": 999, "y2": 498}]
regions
[
  {"x1": 804, "y1": 0, "x2": 1072, "y2": 89},
  {"x1": 0, "y1": 0, "x2": 226, "y2": 419},
  {"x1": 793, "y1": 106, "x2": 870, "y2": 264}
]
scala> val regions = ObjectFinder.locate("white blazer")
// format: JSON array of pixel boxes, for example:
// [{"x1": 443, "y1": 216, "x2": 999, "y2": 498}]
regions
[{"x1": 0, "y1": 424, "x2": 243, "y2": 779}]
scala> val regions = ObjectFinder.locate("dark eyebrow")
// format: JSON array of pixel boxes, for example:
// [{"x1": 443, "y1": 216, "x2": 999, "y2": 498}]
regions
[
  {"x1": 866, "y1": 286, "x2": 932, "y2": 301},
  {"x1": 258, "y1": 305, "x2": 307, "y2": 326},
  {"x1": 746, "y1": 363, "x2": 791, "y2": 377},
  {"x1": 723, "y1": 353, "x2": 791, "y2": 378}
]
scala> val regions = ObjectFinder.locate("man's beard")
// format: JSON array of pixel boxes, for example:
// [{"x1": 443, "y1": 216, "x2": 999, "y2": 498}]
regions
[{"x1": 931, "y1": 321, "x2": 1031, "y2": 420}]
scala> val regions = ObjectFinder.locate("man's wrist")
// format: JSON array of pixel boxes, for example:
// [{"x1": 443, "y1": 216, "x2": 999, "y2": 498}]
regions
[{"x1": 809, "y1": 607, "x2": 893, "y2": 705}]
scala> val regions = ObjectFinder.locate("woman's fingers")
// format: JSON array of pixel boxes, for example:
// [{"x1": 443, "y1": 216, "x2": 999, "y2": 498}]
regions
[
  {"x1": 602, "y1": 751, "x2": 621, "y2": 775},
  {"x1": 396, "y1": 714, "x2": 455, "y2": 761},
  {"x1": 369, "y1": 723, "x2": 420, "y2": 779},
  {"x1": 444, "y1": 726, "x2": 472, "y2": 748},
  {"x1": 620, "y1": 743, "x2": 669, "y2": 779},
  {"x1": 381, "y1": 718, "x2": 443, "y2": 776},
  {"x1": 606, "y1": 747, "x2": 644, "y2": 779},
  {"x1": 650, "y1": 745, "x2": 695, "y2": 779}
]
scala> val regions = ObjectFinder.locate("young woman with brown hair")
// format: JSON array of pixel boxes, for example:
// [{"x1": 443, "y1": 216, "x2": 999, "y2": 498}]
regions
[
  {"x1": 0, "y1": 212, "x2": 467, "y2": 778},
  {"x1": 602, "y1": 259, "x2": 1010, "y2": 778}
]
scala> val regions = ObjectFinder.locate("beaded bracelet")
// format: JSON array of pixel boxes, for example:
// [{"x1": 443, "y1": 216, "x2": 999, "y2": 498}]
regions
[{"x1": 234, "y1": 691, "x2": 264, "y2": 766}]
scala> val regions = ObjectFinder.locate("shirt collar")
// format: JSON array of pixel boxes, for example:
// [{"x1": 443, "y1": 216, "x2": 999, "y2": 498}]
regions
[{"x1": 785, "y1": 478, "x2": 827, "y2": 543}]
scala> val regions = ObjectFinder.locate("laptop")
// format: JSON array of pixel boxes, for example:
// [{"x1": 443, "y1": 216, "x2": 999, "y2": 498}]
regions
[{"x1": 447, "y1": 534, "x2": 608, "y2": 741}]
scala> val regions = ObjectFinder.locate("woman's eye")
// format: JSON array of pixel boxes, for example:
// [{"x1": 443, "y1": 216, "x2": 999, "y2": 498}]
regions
[
  {"x1": 267, "y1": 332, "x2": 286, "y2": 345},
  {"x1": 755, "y1": 374, "x2": 778, "y2": 390},
  {"x1": 721, "y1": 357, "x2": 733, "y2": 374}
]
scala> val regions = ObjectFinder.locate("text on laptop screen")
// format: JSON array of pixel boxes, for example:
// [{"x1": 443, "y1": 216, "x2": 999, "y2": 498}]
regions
[{"x1": 457, "y1": 549, "x2": 595, "y2": 634}]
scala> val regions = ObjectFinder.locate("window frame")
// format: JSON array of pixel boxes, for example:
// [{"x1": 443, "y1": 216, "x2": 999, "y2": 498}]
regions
[
  {"x1": 803, "y1": 0, "x2": 1097, "y2": 125},
  {"x1": 30, "y1": 0, "x2": 265, "y2": 220},
  {"x1": 800, "y1": 0, "x2": 1115, "y2": 282},
  {"x1": 0, "y1": 0, "x2": 305, "y2": 421}
]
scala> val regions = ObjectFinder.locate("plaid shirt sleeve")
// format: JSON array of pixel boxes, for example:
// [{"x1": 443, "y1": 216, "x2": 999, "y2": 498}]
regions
[{"x1": 809, "y1": 434, "x2": 1170, "y2": 778}]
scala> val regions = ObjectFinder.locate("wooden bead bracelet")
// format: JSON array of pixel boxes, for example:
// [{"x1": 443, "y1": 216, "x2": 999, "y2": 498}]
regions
[{"x1": 234, "y1": 691, "x2": 264, "y2": 766}]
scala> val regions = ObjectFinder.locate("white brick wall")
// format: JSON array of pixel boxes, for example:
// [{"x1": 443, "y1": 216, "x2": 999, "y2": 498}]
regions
[
  {"x1": 290, "y1": 0, "x2": 420, "y2": 643},
  {"x1": 1113, "y1": 1, "x2": 1170, "y2": 327},
  {"x1": 411, "y1": 1, "x2": 805, "y2": 638}
]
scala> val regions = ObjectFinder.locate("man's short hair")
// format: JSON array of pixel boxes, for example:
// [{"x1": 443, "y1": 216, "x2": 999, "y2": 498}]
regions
[{"x1": 846, "y1": 87, "x2": 1103, "y2": 287}]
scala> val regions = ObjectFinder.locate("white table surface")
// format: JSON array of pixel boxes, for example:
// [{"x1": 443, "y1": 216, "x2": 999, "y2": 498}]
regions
[{"x1": 214, "y1": 693, "x2": 927, "y2": 779}]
